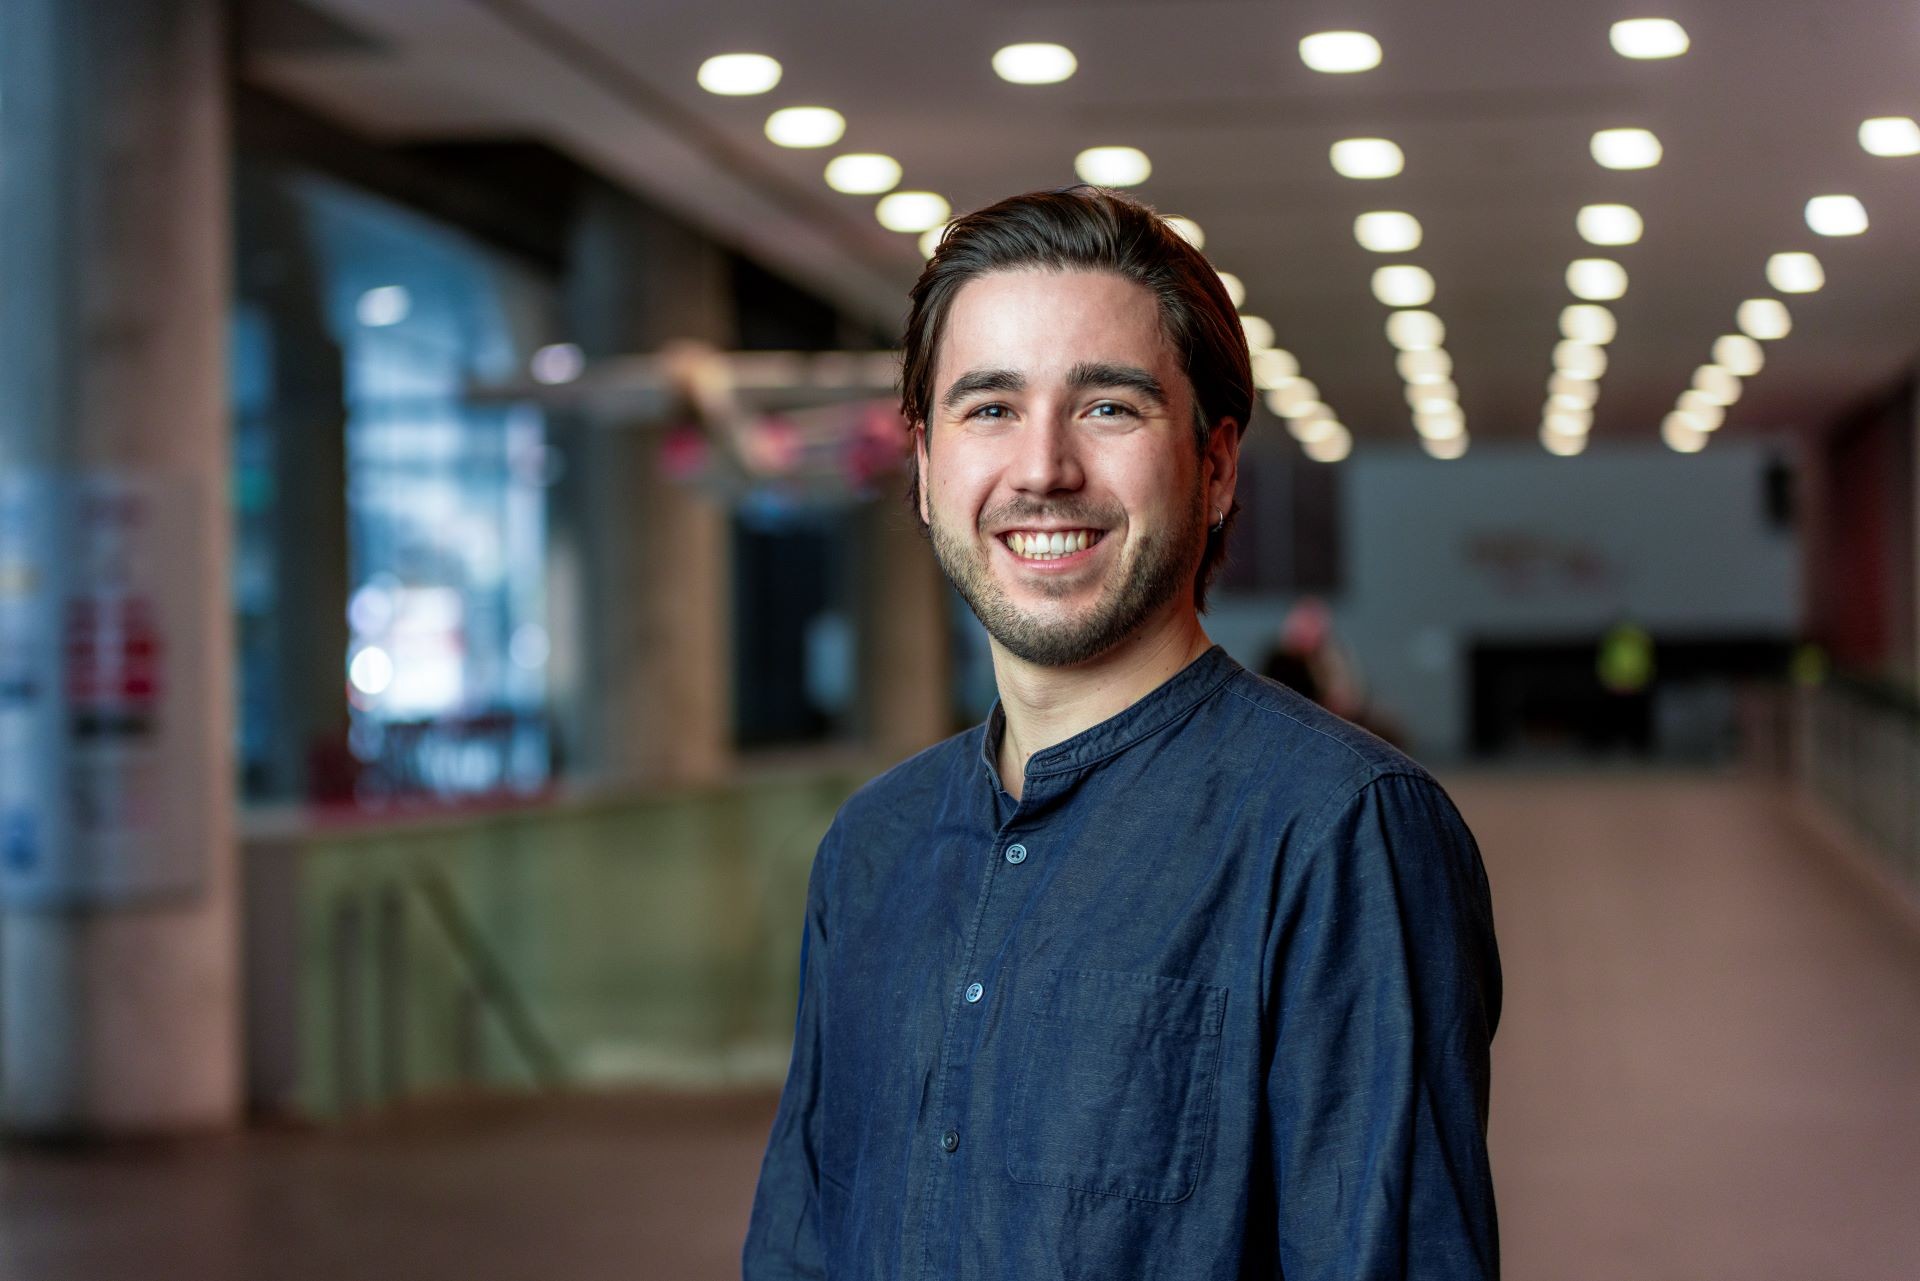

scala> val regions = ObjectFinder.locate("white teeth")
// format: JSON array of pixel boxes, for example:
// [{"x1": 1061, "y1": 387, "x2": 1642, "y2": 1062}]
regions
[
  {"x1": 1005, "y1": 529, "x2": 1098, "y2": 560},
  {"x1": 1048, "y1": 532, "x2": 1065, "y2": 554},
  {"x1": 1073, "y1": 531, "x2": 1088, "y2": 552}
]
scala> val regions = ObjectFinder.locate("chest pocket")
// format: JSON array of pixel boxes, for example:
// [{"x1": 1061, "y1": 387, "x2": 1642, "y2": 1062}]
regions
[{"x1": 1004, "y1": 967, "x2": 1227, "y2": 1204}]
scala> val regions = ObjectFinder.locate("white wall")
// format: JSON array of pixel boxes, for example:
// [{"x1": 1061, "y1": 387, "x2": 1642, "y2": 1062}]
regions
[{"x1": 1211, "y1": 438, "x2": 1800, "y2": 758}]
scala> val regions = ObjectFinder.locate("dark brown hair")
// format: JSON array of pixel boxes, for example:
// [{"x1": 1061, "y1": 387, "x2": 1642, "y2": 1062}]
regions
[{"x1": 900, "y1": 185, "x2": 1252, "y2": 609}]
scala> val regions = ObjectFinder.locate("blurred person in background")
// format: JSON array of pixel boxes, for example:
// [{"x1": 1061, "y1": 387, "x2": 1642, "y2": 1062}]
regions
[{"x1": 744, "y1": 187, "x2": 1501, "y2": 1279}]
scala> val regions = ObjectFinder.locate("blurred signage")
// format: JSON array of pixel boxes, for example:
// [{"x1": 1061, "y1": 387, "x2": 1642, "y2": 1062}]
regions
[{"x1": 0, "y1": 471, "x2": 210, "y2": 906}]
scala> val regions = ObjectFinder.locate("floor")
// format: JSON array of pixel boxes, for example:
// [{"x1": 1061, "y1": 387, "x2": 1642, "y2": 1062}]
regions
[{"x1": 3, "y1": 770, "x2": 1918, "y2": 1280}]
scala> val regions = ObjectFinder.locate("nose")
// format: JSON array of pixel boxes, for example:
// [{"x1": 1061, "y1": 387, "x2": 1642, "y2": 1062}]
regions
[{"x1": 1008, "y1": 405, "x2": 1085, "y2": 496}]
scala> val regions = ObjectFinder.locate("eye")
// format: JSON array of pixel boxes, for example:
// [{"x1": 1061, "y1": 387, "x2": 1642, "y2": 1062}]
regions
[
  {"x1": 1089, "y1": 401, "x2": 1138, "y2": 419},
  {"x1": 967, "y1": 402, "x2": 1011, "y2": 421}
]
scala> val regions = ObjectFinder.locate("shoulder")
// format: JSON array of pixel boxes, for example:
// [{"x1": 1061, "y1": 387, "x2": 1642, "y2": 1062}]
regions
[
  {"x1": 1212, "y1": 666, "x2": 1439, "y2": 801},
  {"x1": 829, "y1": 723, "x2": 983, "y2": 840}
]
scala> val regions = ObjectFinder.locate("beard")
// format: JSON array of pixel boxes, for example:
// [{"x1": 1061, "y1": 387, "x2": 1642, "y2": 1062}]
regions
[{"x1": 927, "y1": 487, "x2": 1205, "y2": 668}]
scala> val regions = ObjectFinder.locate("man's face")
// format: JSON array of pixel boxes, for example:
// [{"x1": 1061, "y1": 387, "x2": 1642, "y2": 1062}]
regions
[{"x1": 916, "y1": 268, "x2": 1229, "y2": 668}]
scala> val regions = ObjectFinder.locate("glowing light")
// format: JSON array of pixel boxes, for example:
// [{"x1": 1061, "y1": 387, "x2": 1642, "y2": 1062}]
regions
[
  {"x1": 1164, "y1": 216, "x2": 1205, "y2": 249},
  {"x1": 1542, "y1": 426, "x2": 1588, "y2": 456},
  {"x1": 1765, "y1": 252, "x2": 1824, "y2": 293},
  {"x1": 1805, "y1": 194, "x2": 1868, "y2": 236},
  {"x1": 1423, "y1": 433, "x2": 1469, "y2": 460},
  {"x1": 1677, "y1": 391, "x2": 1725, "y2": 431},
  {"x1": 1265, "y1": 379, "x2": 1321, "y2": 417},
  {"x1": 1590, "y1": 127, "x2": 1663, "y2": 170},
  {"x1": 1386, "y1": 310, "x2": 1445, "y2": 350},
  {"x1": 1217, "y1": 271, "x2": 1247, "y2": 308},
  {"x1": 1712, "y1": 334, "x2": 1765, "y2": 377},
  {"x1": 349, "y1": 646, "x2": 394, "y2": 696},
  {"x1": 1609, "y1": 18, "x2": 1689, "y2": 59},
  {"x1": 1074, "y1": 145, "x2": 1151, "y2": 186},
  {"x1": 696, "y1": 53, "x2": 782, "y2": 96},
  {"x1": 1405, "y1": 380, "x2": 1459, "y2": 413},
  {"x1": 764, "y1": 107, "x2": 845, "y2": 148},
  {"x1": 1415, "y1": 408, "x2": 1465, "y2": 440},
  {"x1": 1544, "y1": 408, "x2": 1592, "y2": 436},
  {"x1": 824, "y1": 153, "x2": 902, "y2": 194},
  {"x1": 1372, "y1": 265, "x2": 1435, "y2": 307},
  {"x1": 1553, "y1": 340, "x2": 1608, "y2": 380},
  {"x1": 1692, "y1": 364, "x2": 1742, "y2": 405},
  {"x1": 1577, "y1": 203, "x2": 1644, "y2": 246},
  {"x1": 992, "y1": 42, "x2": 1077, "y2": 84},
  {"x1": 1251, "y1": 348, "x2": 1300, "y2": 389},
  {"x1": 1549, "y1": 372, "x2": 1599, "y2": 407},
  {"x1": 1859, "y1": 116, "x2": 1920, "y2": 157},
  {"x1": 530, "y1": 343, "x2": 584, "y2": 385},
  {"x1": 876, "y1": 191, "x2": 950, "y2": 233},
  {"x1": 1662, "y1": 412, "x2": 1708, "y2": 453},
  {"x1": 1560, "y1": 304, "x2": 1618, "y2": 345},
  {"x1": 1330, "y1": 137, "x2": 1404, "y2": 179},
  {"x1": 1354, "y1": 211, "x2": 1423, "y2": 253},
  {"x1": 1566, "y1": 258, "x2": 1628, "y2": 301},
  {"x1": 1239, "y1": 315, "x2": 1276, "y2": 351},
  {"x1": 1300, "y1": 31, "x2": 1382, "y2": 73},
  {"x1": 1288, "y1": 406, "x2": 1336, "y2": 438},
  {"x1": 1737, "y1": 298, "x2": 1792, "y2": 340},
  {"x1": 1302, "y1": 423, "x2": 1352, "y2": 463},
  {"x1": 356, "y1": 285, "x2": 410, "y2": 327},
  {"x1": 1397, "y1": 348, "x2": 1453, "y2": 384},
  {"x1": 918, "y1": 224, "x2": 950, "y2": 258}
]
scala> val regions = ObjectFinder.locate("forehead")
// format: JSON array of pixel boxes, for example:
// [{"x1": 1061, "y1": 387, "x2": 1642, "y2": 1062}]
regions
[{"x1": 934, "y1": 268, "x2": 1178, "y2": 388}]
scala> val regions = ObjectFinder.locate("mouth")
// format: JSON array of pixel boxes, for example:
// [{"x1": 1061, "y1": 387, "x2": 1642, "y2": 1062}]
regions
[{"x1": 996, "y1": 528, "x2": 1108, "y2": 564}]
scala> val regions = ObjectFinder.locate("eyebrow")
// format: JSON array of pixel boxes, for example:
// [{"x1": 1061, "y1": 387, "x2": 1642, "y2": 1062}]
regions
[{"x1": 937, "y1": 362, "x2": 1169, "y2": 411}]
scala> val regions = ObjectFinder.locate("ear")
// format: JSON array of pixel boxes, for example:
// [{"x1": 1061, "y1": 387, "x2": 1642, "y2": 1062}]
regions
[
  {"x1": 912, "y1": 422, "x2": 932, "y2": 526},
  {"x1": 1205, "y1": 417, "x2": 1242, "y2": 519}
]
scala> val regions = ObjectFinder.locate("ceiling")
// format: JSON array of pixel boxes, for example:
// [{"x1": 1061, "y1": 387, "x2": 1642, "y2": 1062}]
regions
[{"x1": 250, "y1": 0, "x2": 1920, "y2": 450}]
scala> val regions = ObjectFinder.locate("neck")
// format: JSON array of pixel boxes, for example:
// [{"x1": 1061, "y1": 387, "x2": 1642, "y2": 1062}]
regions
[{"x1": 992, "y1": 606, "x2": 1212, "y2": 801}]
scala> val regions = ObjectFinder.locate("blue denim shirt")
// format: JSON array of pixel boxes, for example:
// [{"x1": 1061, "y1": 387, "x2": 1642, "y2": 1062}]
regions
[{"x1": 743, "y1": 646, "x2": 1500, "y2": 1279}]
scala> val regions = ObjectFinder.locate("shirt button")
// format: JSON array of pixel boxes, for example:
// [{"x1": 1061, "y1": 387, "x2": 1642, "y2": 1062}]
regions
[
  {"x1": 940, "y1": 1129, "x2": 960, "y2": 1153},
  {"x1": 1004, "y1": 843, "x2": 1028, "y2": 864},
  {"x1": 964, "y1": 982, "x2": 984, "y2": 1003}
]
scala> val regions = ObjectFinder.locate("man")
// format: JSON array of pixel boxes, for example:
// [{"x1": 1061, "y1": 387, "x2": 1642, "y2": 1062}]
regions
[{"x1": 743, "y1": 187, "x2": 1501, "y2": 1279}]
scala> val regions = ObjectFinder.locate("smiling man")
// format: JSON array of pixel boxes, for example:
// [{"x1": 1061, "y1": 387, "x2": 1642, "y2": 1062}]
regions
[{"x1": 744, "y1": 187, "x2": 1501, "y2": 1280}]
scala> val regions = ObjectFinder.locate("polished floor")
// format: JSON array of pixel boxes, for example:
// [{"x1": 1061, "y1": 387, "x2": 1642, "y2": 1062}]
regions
[{"x1": 3, "y1": 770, "x2": 1918, "y2": 1280}]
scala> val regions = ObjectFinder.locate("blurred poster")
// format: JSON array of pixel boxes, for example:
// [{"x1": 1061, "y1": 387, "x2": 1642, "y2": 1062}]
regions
[{"x1": 0, "y1": 470, "x2": 210, "y2": 906}]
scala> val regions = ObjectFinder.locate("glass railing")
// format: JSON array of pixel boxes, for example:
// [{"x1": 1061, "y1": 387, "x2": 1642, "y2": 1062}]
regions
[{"x1": 1795, "y1": 672, "x2": 1920, "y2": 894}]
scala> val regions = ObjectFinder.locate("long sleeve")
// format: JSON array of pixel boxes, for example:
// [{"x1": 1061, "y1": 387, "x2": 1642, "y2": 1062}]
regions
[
  {"x1": 1265, "y1": 771, "x2": 1502, "y2": 1278},
  {"x1": 742, "y1": 830, "x2": 835, "y2": 1280}
]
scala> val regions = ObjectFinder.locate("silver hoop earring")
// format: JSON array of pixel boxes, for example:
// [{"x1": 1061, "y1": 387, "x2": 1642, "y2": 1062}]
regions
[{"x1": 1211, "y1": 507, "x2": 1225, "y2": 534}]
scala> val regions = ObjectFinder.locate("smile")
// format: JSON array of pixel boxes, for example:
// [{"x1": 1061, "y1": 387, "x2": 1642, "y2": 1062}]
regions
[{"x1": 999, "y1": 529, "x2": 1105, "y2": 562}]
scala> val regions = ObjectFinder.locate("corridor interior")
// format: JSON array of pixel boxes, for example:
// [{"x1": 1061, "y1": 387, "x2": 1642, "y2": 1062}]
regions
[{"x1": 3, "y1": 768, "x2": 1918, "y2": 1280}]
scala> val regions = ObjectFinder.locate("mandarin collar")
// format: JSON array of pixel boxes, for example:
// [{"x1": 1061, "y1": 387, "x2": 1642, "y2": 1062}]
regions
[{"x1": 976, "y1": 645, "x2": 1241, "y2": 786}]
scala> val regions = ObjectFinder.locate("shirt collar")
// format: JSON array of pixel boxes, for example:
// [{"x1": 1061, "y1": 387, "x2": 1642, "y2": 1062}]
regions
[{"x1": 977, "y1": 644, "x2": 1241, "y2": 784}]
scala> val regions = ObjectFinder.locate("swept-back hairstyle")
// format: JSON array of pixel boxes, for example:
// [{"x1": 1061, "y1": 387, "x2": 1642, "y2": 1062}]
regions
[{"x1": 899, "y1": 185, "x2": 1253, "y2": 608}]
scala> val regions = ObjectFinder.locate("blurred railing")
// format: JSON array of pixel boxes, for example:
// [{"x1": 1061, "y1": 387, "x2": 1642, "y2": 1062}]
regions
[
  {"x1": 1795, "y1": 673, "x2": 1920, "y2": 894},
  {"x1": 243, "y1": 763, "x2": 869, "y2": 1119}
]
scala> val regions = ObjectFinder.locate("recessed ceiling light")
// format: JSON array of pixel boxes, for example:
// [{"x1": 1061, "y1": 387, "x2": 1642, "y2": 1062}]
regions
[
  {"x1": 697, "y1": 53, "x2": 783, "y2": 96},
  {"x1": 1266, "y1": 379, "x2": 1321, "y2": 416},
  {"x1": 1372, "y1": 265, "x2": 1435, "y2": 307},
  {"x1": 1765, "y1": 252, "x2": 1824, "y2": 293},
  {"x1": 1300, "y1": 31, "x2": 1382, "y2": 73},
  {"x1": 1354, "y1": 211, "x2": 1423, "y2": 253},
  {"x1": 824, "y1": 153, "x2": 902, "y2": 194},
  {"x1": 1163, "y1": 216, "x2": 1205, "y2": 249},
  {"x1": 1609, "y1": 18, "x2": 1689, "y2": 59},
  {"x1": 1415, "y1": 407, "x2": 1465, "y2": 440},
  {"x1": 1805, "y1": 194, "x2": 1868, "y2": 236},
  {"x1": 1217, "y1": 272, "x2": 1247, "y2": 308},
  {"x1": 1075, "y1": 145, "x2": 1152, "y2": 186},
  {"x1": 1290, "y1": 410, "x2": 1338, "y2": 442},
  {"x1": 1330, "y1": 137, "x2": 1405, "y2": 179},
  {"x1": 1737, "y1": 298, "x2": 1792, "y2": 340},
  {"x1": 1712, "y1": 334, "x2": 1765, "y2": 377},
  {"x1": 1397, "y1": 348, "x2": 1453, "y2": 384},
  {"x1": 1566, "y1": 258, "x2": 1628, "y2": 300},
  {"x1": 1553, "y1": 340, "x2": 1608, "y2": 380},
  {"x1": 992, "y1": 43, "x2": 1078, "y2": 84},
  {"x1": 1386, "y1": 309, "x2": 1445, "y2": 350},
  {"x1": 1544, "y1": 408, "x2": 1592, "y2": 436},
  {"x1": 1560, "y1": 304, "x2": 1618, "y2": 345},
  {"x1": 1859, "y1": 116, "x2": 1920, "y2": 157},
  {"x1": 918, "y1": 223, "x2": 950, "y2": 258},
  {"x1": 1303, "y1": 423, "x2": 1353, "y2": 464},
  {"x1": 1548, "y1": 372, "x2": 1600, "y2": 407},
  {"x1": 1542, "y1": 427, "x2": 1588, "y2": 456},
  {"x1": 1662, "y1": 412, "x2": 1708, "y2": 453},
  {"x1": 1677, "y1": 391, "x2": 1725, "y2": 430},
  {"x1": 1591, "y1": 128, "x2": 1663, "y2": 170},
  {"x1": 1406, "y1": 380, "x2": 1459, "y2": 413},
  {"x1": 1692, "y1": 364, "x2": 1742, "y2": 405},
  {"x1": 875, "y1": 191, "x2": 950, "y2": 233},
  {"x1": 1423, "y1": 433, "x2": 1469, "y2": 460},
  {"x1": 1251, "y1": 348, "x2": 1299, "y2": 389},
  {"x1": 1577, "y1": 203, "x2": 1644, "y2": 246},
  {"x1": 1240, "y1": 315, "x2": 1276, "y2": 350},
  {"x1": 765, "y1": 106, "x2": 846, "y2": 148}
]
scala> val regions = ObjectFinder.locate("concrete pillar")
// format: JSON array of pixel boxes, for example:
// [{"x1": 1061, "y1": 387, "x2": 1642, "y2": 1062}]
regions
[
  {"x1": 858, "y1": 504, "x2": 953, "y2": 760},
  {"x1": 549, "y1": 183, "x2": 732, "y2": 787},
  {"x1": 0, "y1": 0, "x2": 239, "y2": 1133}
]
